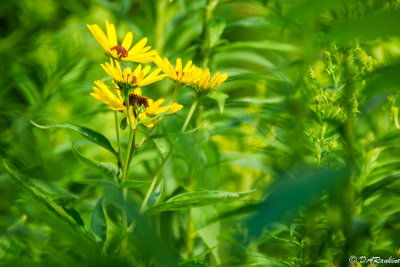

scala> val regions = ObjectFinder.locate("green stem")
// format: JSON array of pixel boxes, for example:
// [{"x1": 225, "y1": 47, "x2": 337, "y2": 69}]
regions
[
  {"x1": 181, "y1": 96, "x2": 200, "y2": 132},
  {"x1": 186, "y1": 167, "x2": 195, "y2": 259},
  {"x1": 119, "y1": 90, "x2": 137, "y2": 260},
  {"x1": 114, "y1": 111, "x2": 123, "y2": 175},
  {"x1": 136, "y1": 94, "x2": 201, "y2": 218},
  {"x1": 139, "y1": 150, "x2": 171, "y2": 214},
  {"x1": 392, "y1": 106, "x2": 400, "y2": 129},
  {"x1": 169, "y1": 83, "x2": 180, "y2": 106}
]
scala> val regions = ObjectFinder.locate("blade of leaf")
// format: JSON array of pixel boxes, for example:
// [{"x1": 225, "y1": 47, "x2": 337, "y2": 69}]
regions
[
  {"x1": 144, "y1": 179, "x2": 164, "y2": 212},
  {"x1": 148, "y1": 190, "x2": 253, "y2": 212},
  {"x1": 31, "y1": 121, "x2": 117, "y2": 156},
  {"x1": 120, "y1": 180, "x2": 152, "y2": 188},
  {"x1": 208, "y1": 91, "x2": 229, "y2": 113},
  {"x1": 191, "y1": 206, "x2": 221, "y2": 264},
  {"x1": 72, "y1": 143, "x2": 118, "y2": 179},
  {"x1": 3, "y1": 161, "x2": 95, "y2": 244},
  {"x1": 91, "y1": 197, "x2": 107, "y2": 245}
]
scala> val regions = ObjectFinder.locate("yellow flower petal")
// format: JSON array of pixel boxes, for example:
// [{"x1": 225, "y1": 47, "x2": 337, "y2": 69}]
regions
[
  {"x1": 87, "y1": 24, "x2": 110, "y2": 52},
  {"x1": 121, "y1": 32, "x2": 133, "y2": 50},
  {"x1": 105, "y1": 20, "x2": 118, "y2": 48}
]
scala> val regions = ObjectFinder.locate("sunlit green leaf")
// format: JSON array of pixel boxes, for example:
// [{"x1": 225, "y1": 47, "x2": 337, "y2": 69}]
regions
[
  {"x1": 149, "y1": 190, "x2": 252, "y2": 212},
  {"x1": 208, "y1": 91, "x2": 229, "y2": 113},
  {"x1": 120, "y1": 180, "x2": 151, "y2": 188},
  {"x1": 31, "y1": 121, "x2": 118, "y2": 156}
]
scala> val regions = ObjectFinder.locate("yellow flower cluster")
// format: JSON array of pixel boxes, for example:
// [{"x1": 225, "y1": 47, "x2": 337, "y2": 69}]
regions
[
  {"x1": 153, "y1": 55, "x2": 228, "y2": 92},
  {"x1": 87, "y1": 20, "x2": 228, "y2": 128}
]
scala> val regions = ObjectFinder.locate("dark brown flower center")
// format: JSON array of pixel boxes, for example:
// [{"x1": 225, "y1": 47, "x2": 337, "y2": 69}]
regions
[
  {"x1": 123, "y1": 93, "x2": 149, "y2": 108},
  {"x1": 111, "y1": 45, "x2": 128, "y2": 57}
]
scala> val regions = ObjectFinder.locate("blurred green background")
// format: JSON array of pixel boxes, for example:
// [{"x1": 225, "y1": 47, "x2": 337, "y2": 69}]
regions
[{"x1": 2, "y1": 0, "x2": 400, "y2": 266}]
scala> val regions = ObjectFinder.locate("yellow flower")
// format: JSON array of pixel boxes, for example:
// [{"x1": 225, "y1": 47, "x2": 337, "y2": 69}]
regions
[
  {"x1": 101, "y1": 59, "x2": 167, "y2": 89},
  {"x1": 90, "y1": 81, "x2": 182, "y2": 127},
  {"x1": 153, "y1": 55, "x2": 202, "y2": 85},
  {"x1": 87, "y1": 20, "x2": 156, "y2": 63},
  {"x1": 139, "y1": 98, "x2": 183, "y2": 127},
  {"x1": 193, "y1": 68, "x2": 228, "y2": 92},
  {"x1": 90, "y1": 80, "x2": 124, "y2": 111}
]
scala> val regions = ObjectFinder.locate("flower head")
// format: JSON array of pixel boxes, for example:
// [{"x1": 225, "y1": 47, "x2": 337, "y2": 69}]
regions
[
  {"x1": 101, "y1": 60, "x2": 167, "y2": 90},
  {"x1": 153, "y1": 55, "x2": 202, "y2": 85},
  {"x1": 87, "y1": 20, "x2": 156, "y2": 63},
  {"x1": 90, "y1": 81, "x2": 182, "y2": 127},
  {"x1": 90, "y1": 80, "x2": 124, "y2": 111},
  {"x1": 192, "y1": 68, "x2": 228, "y2": 93},
  {"x1": 139, "y1": 98, "x2": 183, "y2": 127}
]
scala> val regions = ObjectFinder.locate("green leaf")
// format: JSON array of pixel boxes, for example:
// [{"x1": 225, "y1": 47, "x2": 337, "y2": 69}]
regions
[
  {"x1": 31, "y1": 121, "x2": 117, "y2": 155},
  {"x1": 218, "y1": 40, "x2": 299, "y2": 53},
  {"x1": 91, "y1": 197, "x2": 107, "y2": 245},
  {"x1": 120, "y1": 180, "x2": 152, "y2": 188},
  {"x1": 215, "y1": 51, "x2": 275, "y2": 70},
  {"x1": 144, "y1": 179, "x2": 164, "y2": 212},
  {"x1": 191, "y1": 206, "x2": 221, "y2": 264},
  {"x1": 230, "y1": 97, "x2": 285, "y2": 105},
  {"x1": 226, "y1": 17, "x2": 272, "y2": 29},
  {"x1": 247, "y1": 167, "x2": 345, "y2": 238},
  {"x1": 209, "y1": 19, "x2": 225, "y2": 48},
  {"x1": 363, "y1": 63, "x2": 400, "y2": 96},
  {"x1": 3, "y1": 162, "x2": 94, "y2": 243},
  {"x1": 73, "y1": 179, "x2": 114, "y2": 186},
  {"x1": 120, "y1": 117, "x2": 128, "y2": 130},
  {"x1": 208, "y1": 91, "x2": 229, "y2": 113},
  {"x1": 149, "y1": 190, "x2": 252, "y2": 212},
  {"x1": 72, "y1": 143, "x2": 118, "y2": 179},
  {"x1": 0, "y1": 215, "x2": 28, "y2": 258},
  {"x1": 152, "y1": 138, "x2": 170, "y2": 157},
  {"x1": 179, "y1": 247, "x2": 214, "y2": 266}
]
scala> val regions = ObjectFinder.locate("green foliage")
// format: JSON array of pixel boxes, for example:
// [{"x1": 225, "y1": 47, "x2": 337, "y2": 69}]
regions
[{"x1": 2, "y1": 0, "x2": 400, "y2": 266}]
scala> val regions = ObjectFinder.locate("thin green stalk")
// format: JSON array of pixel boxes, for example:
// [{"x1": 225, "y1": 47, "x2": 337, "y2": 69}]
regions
[
  {"x1": 138, "y1": 93, "x2": 200, "y2": 215},
  {"x1": 181, "y1": 96, "x2": 199, "y2": 132},
  {"x1": 139, "y1": 150, "x2": 171, "y2": 214},
  {"x1": 128, "y1": 84, "x2": 188, "y2": 243},
  {"x1": 119, "y1": 128, "x2": 135, "y2": 260},
  {"x1": 169, "y1": 83, "x2": 180, "y2": 105},
  {"x1": 127, "y1": 151, "x2": 171, "y2": 233},
  {"x1": 186, "y1": 167, "x2": 195, "y2": 259},
  {"x1": 114, "y1": 111, "x2": 123, "y2": 175},
  {"x1": 391, "y1": 105, "x2": 400, "y2": 130},
  {"x1": 339, "y1": 48, "x2": 356, "y2": 267},
  {"x1": 119, "y1": 89, "x2": 137, "y2": 260}
]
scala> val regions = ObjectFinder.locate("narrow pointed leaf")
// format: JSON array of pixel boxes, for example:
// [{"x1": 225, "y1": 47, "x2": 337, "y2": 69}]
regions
[
  {"x1": 3, "y1": 162, "x2": 94, "y2": 243},
  {"x1": 72, "y1": 143, "x2": 118, "y2": 179},
  {"x1": 120, "y1": 180, "x2": 151, "y2": 188},
  {"x1": 148, "y1": 190, "x2": 253, "y2": 212},
  {"x1": 31, "y1": 121, "x2": 117, "y2": 155}
]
